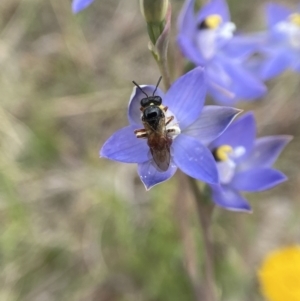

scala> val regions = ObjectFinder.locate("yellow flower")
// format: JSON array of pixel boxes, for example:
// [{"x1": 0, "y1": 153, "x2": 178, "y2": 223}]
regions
[{"x1": 258, "y1": 246, "x2": 300, "y2": 301}]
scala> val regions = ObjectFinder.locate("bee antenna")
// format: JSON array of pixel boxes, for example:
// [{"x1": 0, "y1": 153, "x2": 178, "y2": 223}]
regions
[
  {"x1": 132, "y1": 81, "x2": 149, "y2": 98},
  {"x1": 153, "y1": 76, "x2": 162, "y2": 96}
]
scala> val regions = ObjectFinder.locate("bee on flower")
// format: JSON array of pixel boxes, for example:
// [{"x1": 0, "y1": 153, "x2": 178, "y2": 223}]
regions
[{"x1": 100, "y1": 67, "x2": 240, "y2": 189}]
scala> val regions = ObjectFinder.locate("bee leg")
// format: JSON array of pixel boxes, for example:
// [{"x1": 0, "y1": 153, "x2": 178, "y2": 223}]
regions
[
  {"x1": 134, "y1": 128, "x2": 148, "y2": 139},
  {"x1": 163, "y1": 106, "x2": 168, "y2": 112},
  {"x1": 165, "y1": 116, "x2": 174, "y2": 126}
]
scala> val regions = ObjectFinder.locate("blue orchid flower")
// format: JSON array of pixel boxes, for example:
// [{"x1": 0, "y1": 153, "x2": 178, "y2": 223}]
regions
[
  {"x1": 208, "y1": 112, "x2": 292, "y2": 212},
  {"x1": 177, "y1": 0, "x2": 267, "y2": 105},
  {"x1": 246, "y1": 3, "x2": 300, "y2": 80},
  {"x1": 72, "y1": 0, "x2": 94, "y2": 13},
  {"x1": 100, "y1": 67, "x2": 241, "y2": 190}
]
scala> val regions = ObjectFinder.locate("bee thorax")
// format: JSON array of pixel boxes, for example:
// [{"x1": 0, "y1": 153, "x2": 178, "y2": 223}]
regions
[{"x1": 142, "y1": 106, "x2": 164, "y2": 130}]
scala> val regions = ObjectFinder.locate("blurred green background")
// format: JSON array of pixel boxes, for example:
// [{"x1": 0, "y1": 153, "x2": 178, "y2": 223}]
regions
[{"x1": 0, "y1": 0, "x2": 299, "y2": 300}]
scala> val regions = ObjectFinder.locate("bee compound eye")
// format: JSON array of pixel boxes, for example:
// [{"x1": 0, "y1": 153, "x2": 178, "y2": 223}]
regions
[
  {"x1": 153, "y1": 96, "x2": 162, "y2": 105},
  {"x1": 141, "y1": 97, "x2": 151, "y2": 108}
]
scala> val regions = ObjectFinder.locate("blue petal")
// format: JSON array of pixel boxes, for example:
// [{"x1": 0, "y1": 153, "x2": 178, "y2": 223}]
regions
[
  {"x1": 266, "y1": 3, "x2": 291, "y2": 28},
  {"x1": 239, "y1": 135, "x2": 292, "y2": 170},
  {"x1": 128, "y1": 85, "x2": 165, "y2": 126},
  {"x1": 100, "y1": 125, "x2": 149, "y2": 163},
  {"x1": 178, "y1": 0, "x2": 196, "y2": 37},
  {"x1": 196, "y1": 0, "x2": 230, "y2": 24},
  {"x1": 164, "y1": 67, "x2": 207, "y2": 130},
  {"x1": 183, "y1": 106, "x2": 241, "y2": 145},
  {"x1": 210, "y1": 112, "x2": 256, "y2": 161},
  {"x1": 259, "y1": 49, "x2": 291, "y2": 80},
  {"x1": 177, "y1": 0, "x2": 205, "y2": 64},
  {"x1": 210, "y1": 184, "x2": 252, "y2": 212},
  {"x1": 206, "y1": 61, "x2": 236, "y2": 105},
  {"x1": 72, "y1": 0, "x2": 94, "y2": 13},
  {"x1": 220, "y1": 57, "x2": 267, "y2": 100},
  {"x1": 206, "y1": 57, "x2": 267, "y2": 105},
  {"x1": 231, "y1": 168, "x2": 287, "y2": 192},
  {"x1": 173, "y1": 134, "x2": 218, "y2": 184},
  {"x1": 138, "y1": 160, "x2": 177, "y2": 190},
  {"x1": 177, "y1": 35, "x2": 205, "y2": 65},
  {"x1": 222, "y1": 33, "x2": 266, "y2": 59}
]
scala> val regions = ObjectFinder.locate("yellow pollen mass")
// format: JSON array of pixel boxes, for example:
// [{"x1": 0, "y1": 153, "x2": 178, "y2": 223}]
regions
[
  {"x1": 258, "y1": 245, "x2": 300, "y2": 301},
  {"x1": 205, "y1": 14, "x2": 222, "y2": 29},
  {"x1": 215, "y1": 145, "x2": 233, "y2": 161},
  {"x1": 289, "y1": 13, "x2": 300, "y2": 26}
]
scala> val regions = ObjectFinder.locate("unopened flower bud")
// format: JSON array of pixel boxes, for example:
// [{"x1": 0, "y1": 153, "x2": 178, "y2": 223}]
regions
[{"x1": 140, "y1": 0, "x2": 168, "y2": 24}]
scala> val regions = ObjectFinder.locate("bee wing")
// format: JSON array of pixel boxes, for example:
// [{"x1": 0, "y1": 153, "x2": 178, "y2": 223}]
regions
[
  {"x1": 150, "y1": 144, "x2": 171, "y2": 172},
  {"x1": 150, "y1": 118, "x2": 171, "y2": 171},
  {"x1": 144, "y1": 115, "x2": 171, "y2": 172}
]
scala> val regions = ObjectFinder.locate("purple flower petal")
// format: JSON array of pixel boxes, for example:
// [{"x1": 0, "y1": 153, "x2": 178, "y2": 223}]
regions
[
  {"x1": 206, "y1": 57, "x2": 266, "y2": 105},
  {"x1": 177, "y1": 0, "x2": 205, "y2": 64},
  {"x1": 220, "y1": 57, "x2": 267, "y2": 100},
  {"x1": 178, "y1": 0, "x2": 196, "y2": 37},
  {"x1": 266, "y1": 3, "x2": 291, "y2": 28},
  {"x1": 222, "y1": 33, "x2": 266, "y2": 59},
  {"x1": 177, "y1": 35, "x2": 205, "y2": 65},
  {"x1": 138, "y1": 160, "x2": 177, "y2": 190},
  {"x1": 196, "y1": 0, "x2": 230, "y2": 24},
  {"x1": 164, "y1": 67, "x2": 207, "y2": 130},
  {"x1": 210, "y1": 184, "x2": 252, "y2": 212},
  {"x1": 173, "y1": 134, "x2": 218, "y2": 184},
  {"x1": 239, "y1": 135, "x2": 292, "y2": 171},
  {"x1": 128, "y1": 85, "x2": 165, "y2": 126},
  {"x1": 206, "y1": 61, "x2": 236, "y2": 105},
  {"x1": 259, "y1": 49, "x2": 291, "y2": 80},
  {"x1": 210, "y1": 112, "x2": 256, "y2": 161},
  {"x1": 183, "y1": 106, "x2": 241, "y2": 145},
  {"x1": 100, "y1": 125, "x2": 149, "y2": 163},
  {"x1": 72, "y1": 0, "x2": 94, "y2": 13},
  {"x1": 231, "y1": 168, "x2": 287, "y2": 192}
]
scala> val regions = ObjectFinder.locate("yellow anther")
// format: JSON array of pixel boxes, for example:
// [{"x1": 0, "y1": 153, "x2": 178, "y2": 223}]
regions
[
  {"x1": 205, "y1": 14, "x2": 222, "y2": 29},
  {"x1": 289, "y1": 13, "x2": 300, "y2": 26},
  {"x1": 215, "y1": 145, "x2": 233, "y2": 161}
]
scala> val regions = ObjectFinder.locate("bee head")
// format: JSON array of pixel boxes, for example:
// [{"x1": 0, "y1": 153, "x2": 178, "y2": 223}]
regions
[
  {"x1": 140, "y1": 96, "x2": 162, "y2": 108},
  {"x1": 132, "y1": 77, "x2": 163, "y2": 109}
]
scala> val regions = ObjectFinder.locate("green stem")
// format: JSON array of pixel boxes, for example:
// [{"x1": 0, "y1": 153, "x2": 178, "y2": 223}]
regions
[
  {"x1": 187, "y1": 177, "x2": 217, "y2": 301},
  {"x1": 147, "y1": 11, "x2": 216, "y2": 299},
  {"x1": 175, "y1": 172, "x2": 204, "y2": 301},
  {"x1": 156, "y1": 56, "x2": 171, "y2": 90}
]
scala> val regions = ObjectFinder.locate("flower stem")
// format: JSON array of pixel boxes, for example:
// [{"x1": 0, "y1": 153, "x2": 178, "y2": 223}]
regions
[
  {"x1": 187, "y1": 177, "x2": 217, "y2": 301},
  {"x1": 175, "y1": 172, "x2": 204, "y2": 301},
  {"x1": 156, "y1": 57, "x2": 171, "y2": 90},
  {"x1": 146, "y1": 4, "x2": 216, "y2": 298}
]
